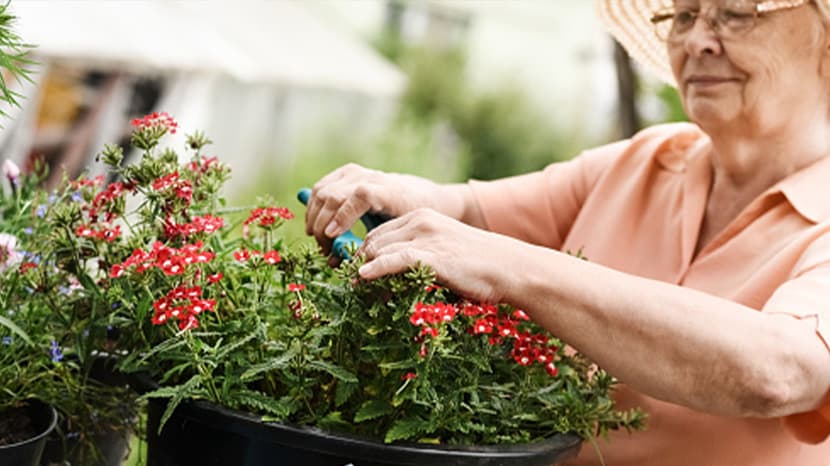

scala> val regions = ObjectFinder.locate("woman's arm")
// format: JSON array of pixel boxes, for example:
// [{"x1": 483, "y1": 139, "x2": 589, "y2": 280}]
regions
[
  {"x1": 510, "y1": 244, "x2": 830, "y2": 418},
  {"x1": 358, "y1": 209, "x2": 830, "y2": 419}
]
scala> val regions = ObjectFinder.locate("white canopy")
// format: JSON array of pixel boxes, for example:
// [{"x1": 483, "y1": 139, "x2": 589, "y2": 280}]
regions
[{"x1": 10, "y1": 0, "x2": 405, "y2": 97}]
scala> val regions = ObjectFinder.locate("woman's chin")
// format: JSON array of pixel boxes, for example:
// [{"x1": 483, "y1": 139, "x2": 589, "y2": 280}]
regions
[{"x1": 686, "y1": 105, "x2": 739, "y2": 130}]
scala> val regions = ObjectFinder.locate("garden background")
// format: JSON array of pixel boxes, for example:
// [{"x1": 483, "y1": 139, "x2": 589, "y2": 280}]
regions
[{"x1": 0, "y1": 1, "x2": 685, "y2": 463}]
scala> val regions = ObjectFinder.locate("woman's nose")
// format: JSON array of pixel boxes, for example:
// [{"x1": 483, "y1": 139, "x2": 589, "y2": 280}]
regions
[{"x1": 682, "y1": 15, "x2": 723, "y2": 58}]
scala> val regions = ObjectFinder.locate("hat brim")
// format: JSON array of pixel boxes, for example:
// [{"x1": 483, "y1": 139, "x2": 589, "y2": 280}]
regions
[{"x1": 596, "y1": 0, "x2": 676, "y2": 85}]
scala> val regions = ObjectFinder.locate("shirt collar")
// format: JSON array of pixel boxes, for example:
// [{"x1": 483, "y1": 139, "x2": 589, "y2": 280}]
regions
[
  {"x1": 652, "y1": 123, "x2": 830, "y2": 224},
  {"x1": 777, "y1": 155, "x2": 830, "y2": 224}
]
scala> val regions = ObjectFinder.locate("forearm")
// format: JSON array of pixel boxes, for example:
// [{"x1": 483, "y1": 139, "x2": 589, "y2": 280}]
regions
[
  {"x1": 434, "y1": 183, "x2": 487, "y2": 229},
  {"x1": 503, "y1": 244, "x2": 830, "y2": 418}
]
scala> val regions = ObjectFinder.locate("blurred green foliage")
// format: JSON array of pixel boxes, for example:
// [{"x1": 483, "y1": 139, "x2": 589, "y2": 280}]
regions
[{"x1": 234, "y1": 32, "x2": 589, "y2": 242}]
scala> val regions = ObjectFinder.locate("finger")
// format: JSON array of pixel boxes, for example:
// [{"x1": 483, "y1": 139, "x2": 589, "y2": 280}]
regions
[
  {"x1": 306, "y1": 164, "x2": 355, "y2": 235},
  {"x1": 312, "y1": 195, "x2": 344, "y2": 252},
  {"x1": 358, "y1": 249, "x2": 419, "y2": 280},
  {"x1": 326, "y1": 184, "x2": 379, "y2": 238},
  {"x1": 359, "y1": 216, "x2": 418, "y2": 260}
]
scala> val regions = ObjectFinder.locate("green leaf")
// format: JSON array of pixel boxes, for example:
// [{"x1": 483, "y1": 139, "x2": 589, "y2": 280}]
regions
[
  {"x1": 240, "y1": 349, "x2": 295, "y2": 381},
  {"x1": 233, "y1": 389, "x2": 294, "y2": 418},
  {"x1": 140, "y1": 373, "x2": 203, "y2": 434},
  {"x1": 384, "y1": 417, "x2": 424, "y2": 443},
  {"x1": 307, "y1": 361, "x2": 358, "y2": 383},
  {"x1": 354, "y1": 400, "x2": 393, "y2": 423},
  {"x1": 215, "y1": 329, "x2": 260, "y2": 360},
  {"x1": 334, "y1": 380, "x2": 358, "y2": 407},
  {"x1": 0, "y1": 315, "x2": 31, "y2": 346}
]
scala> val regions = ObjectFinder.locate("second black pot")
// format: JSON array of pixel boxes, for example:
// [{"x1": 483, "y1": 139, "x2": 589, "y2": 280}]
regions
[
  {"x1": 0, "y1": 400, "x2": 58, "y2": 466},
  {"x1": 146, "y1": 397, "x2": 582, "y2": 466}
]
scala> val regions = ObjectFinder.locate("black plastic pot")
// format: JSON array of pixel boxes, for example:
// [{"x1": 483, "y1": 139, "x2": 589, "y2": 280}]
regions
[
  {"x1": 0, "y1": 400, "x2": 58, "y2": 466},
  {"x1": 146, "y1": 397, "x2": 581, "y2": 466},
  {"x1": 41, "y1": 424, "x2": 132, "y2": 466},
  {"x1": 40, "y1": 356, "x2": 134, "y2": 466}
]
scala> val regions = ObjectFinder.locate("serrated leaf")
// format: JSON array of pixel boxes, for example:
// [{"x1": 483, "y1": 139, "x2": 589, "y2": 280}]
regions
[
  {"x1": 233, "y1": 389, "x2": 294, "y2": 418},
  {"x1": 384, "y1": 417, "x2": 424, "y2": 443},
  {"x1": 335, "y1": 380, "x2": 358, "y2": 407},
  {"x1": 308, "y1": 361, "x2": 357, "y2": 383},
  {"x1": 215, "y1": 329, "x2": 260, "y2": 360},
  {"x1": 240, "y1": 349, "x2": 295, "y2": 381},
  {"x1": 354, "y1": 400, "x2": 393, "y2": 423},
  {"x1": 141, "y1": 374, "x2": 203, "y2": 434}
]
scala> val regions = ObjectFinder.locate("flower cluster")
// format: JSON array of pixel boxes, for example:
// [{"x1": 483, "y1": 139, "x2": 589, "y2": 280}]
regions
[
  {"x1": 242, "y1": 206, "x2": 294, "y2": 238},
  {"x1": 151, "y1": 285, "x2": 216, "y2": 331},
  {"x1": 131, "y1": 111, "x2": 178, "y2": 134},
  {"x1": 409, "y1": 299, "x2": 559, "y2": 376},
  {"x1": 109, "y1": 241, "x2": 214, "y2": 278}
]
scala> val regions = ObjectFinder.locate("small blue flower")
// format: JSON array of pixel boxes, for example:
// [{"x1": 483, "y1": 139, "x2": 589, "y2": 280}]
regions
[
  {"x1": 36, "y1": 205, "x2": 47, "y2": 218},
  {"x1": 58, "y1": 286, "x2": 72, "y2": 295},
  {"x1": 23, "y1": 227, "x2": 32, "y2": 235},
  {"x1": 1, "y1": 336, "x2": 11, "y2": 345},
  {"x1": 111, "y1": 303, "x2": 120, "y2": 309},
  {"x1": 48, "y1": 194, "x2": 57, "y2": 204},
  {"x1": 24, "y1": 287, "x2": 34, "y2": 294},
  {"x1": 82, "y1": 328, "x2": 90, "y2": 338},
  {"x1": 49, "y1": 340, "x2": 63, "y2": 363},
  {"x1": 71, "y1": 191, "x2": 83, "y2": 203}
]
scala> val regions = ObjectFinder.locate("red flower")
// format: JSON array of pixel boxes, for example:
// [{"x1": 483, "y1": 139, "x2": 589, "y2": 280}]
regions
[
  {"x1": 131, "y1": 111, "x2": 178, "y2": 134},
  {"x1": 263, "y1": 250, "x2": 281, "y2": 265},
  {"x1": 109, "y1": 264, "x2": 124, "y2": 278},
  {"x1": 401, "y1": 372, "x2": 418, "y2": 381},
  {"x1": 420, "y1": 327, "x2": 439, "y2": 338},
  {"x1": 178, "y1": 315, "x2": 199, "y2": 331},
  {"x1": 512, "y1": 309, "x2": 530, "y2": 321},
  {"x1": 234, "y1": 249, "x2": 253, "y2": 262},
  {"x1": 544, "y1": 362, "x2": 559, "y2": 377},
  {"x1": 75, "y1": 225, "x2": 96, "y2": 237},
  {"x1": 97, "y1": 225, "x2": 122, "y2": 242},
  {"x1": 472, "y1": 318, "x2": 493, "y2": 335},
  {"x1": 287, "y1": 283, "x2": 305, "y2": 292},
  {"x1": 207, "y1": 272, "x2": 223, "y2": 284},
  {"x1": 20, "y1": 262, "x2": 36, "y2": 273}
]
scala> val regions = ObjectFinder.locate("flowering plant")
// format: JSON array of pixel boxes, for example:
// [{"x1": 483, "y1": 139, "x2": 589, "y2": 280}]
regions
[
  {"x1": 0, "y1": 159, "x2": 138, "y2": 461},
  {"x1": 18, "y1": 112, "x2": 643, "y2": 450}
]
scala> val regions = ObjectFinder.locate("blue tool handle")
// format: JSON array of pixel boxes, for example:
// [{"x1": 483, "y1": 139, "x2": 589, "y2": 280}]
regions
[{"x1": 297, "y1": 188, "x2": 391, "y2": 259}]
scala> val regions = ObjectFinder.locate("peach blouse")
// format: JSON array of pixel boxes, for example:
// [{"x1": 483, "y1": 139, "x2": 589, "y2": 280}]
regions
[{"x1": 469, "y1": 123, "x2": 830, "y2": 465}]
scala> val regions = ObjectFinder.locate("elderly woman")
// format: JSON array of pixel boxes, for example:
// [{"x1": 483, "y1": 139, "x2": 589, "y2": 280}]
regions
[{"x1": 304, "y1": 0, "x2": 830, "y2": 464}]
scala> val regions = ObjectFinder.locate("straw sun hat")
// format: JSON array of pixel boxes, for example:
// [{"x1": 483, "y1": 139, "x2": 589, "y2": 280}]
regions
[{"x1": 596, "y1": 0, "x2": 825, "y2": 86}]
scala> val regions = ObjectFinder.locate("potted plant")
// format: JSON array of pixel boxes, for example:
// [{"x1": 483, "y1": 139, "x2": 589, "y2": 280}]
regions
[
  {"x1": 26, "y1": 112, "x2": 644, "y2": 465},
  {"x1": 0, "y1": 162, "x2": 136, "y2": 466}
]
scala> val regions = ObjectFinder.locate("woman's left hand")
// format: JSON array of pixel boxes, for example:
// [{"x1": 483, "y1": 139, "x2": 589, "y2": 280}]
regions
[{"x1": 357, "y1": 208, "x2": 527, "y2": 304}]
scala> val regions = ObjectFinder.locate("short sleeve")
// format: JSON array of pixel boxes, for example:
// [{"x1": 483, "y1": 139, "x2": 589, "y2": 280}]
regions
[
  {"x1": 468, "y1": 139, "x2": 629, "y2": 249},
  {"x1": 763, "y1": 234, "x2": 830, "y2": 443}
]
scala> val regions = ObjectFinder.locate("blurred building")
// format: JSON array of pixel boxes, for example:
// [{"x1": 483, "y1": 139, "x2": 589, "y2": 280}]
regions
[
  {"x1": 0, "y1": 0, "x2": 405, "y2": 193},
  {"x1": 306, "y1": 0, "x2": 619, "y2": 140}
]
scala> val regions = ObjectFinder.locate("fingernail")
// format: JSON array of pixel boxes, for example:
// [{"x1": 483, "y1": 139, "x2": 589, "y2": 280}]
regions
[
  {"x1": 325, "y1": 221, "x2": 339, "y2": 237},
  {"x1": 358, "y1": 263, "x2": 371, "y2": 278}
]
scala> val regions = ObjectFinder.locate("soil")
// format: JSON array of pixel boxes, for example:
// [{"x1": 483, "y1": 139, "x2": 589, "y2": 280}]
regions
[{"x1": 0, "y1": 404, "x2": 37, "y2": 446}]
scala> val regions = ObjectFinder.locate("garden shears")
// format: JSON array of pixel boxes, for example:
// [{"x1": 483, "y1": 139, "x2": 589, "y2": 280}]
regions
[{"x1": 297, "y1": 188, "x2": 390, "y2": 260}]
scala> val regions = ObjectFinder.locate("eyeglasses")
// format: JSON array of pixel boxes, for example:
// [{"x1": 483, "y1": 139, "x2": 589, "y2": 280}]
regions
[{"x1": 650, "y1": 0, "x2": 810, "y2": 43}]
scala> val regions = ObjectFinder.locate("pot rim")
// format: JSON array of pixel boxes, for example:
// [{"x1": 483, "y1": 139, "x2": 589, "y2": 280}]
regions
[
  {"x1": 0, "y1": 399, "x2": 58, "y2": 450},
  {"x1": 163, "y1": 397, "x2": 582, "y2": 460}
]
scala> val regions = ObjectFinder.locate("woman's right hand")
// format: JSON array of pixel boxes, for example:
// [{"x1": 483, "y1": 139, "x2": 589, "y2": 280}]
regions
[{"x1": 305, "y1": 163, "x2": 471, "y2": 258}]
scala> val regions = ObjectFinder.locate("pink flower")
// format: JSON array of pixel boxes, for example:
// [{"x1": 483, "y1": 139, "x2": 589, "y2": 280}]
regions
[
  {"x1": 2, "y1": 159, "x2": 20, "y2": 182},
  {"x1": 0, "y1": 233, "x2": 21, "y2": 272}
]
